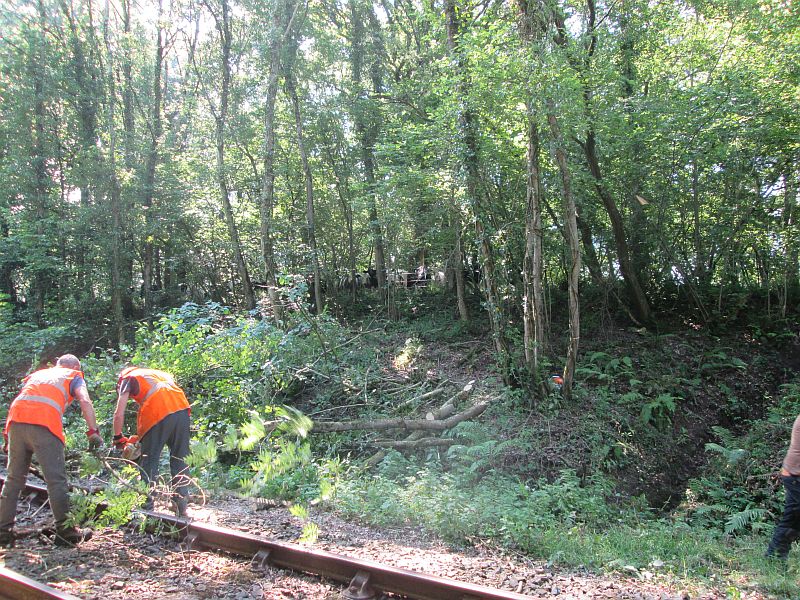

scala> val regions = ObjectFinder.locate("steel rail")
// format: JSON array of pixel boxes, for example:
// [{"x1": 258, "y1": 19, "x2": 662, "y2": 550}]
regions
[
  {"x1": 1, "y1": 475, "x2": 534, "y2": 600},
  {"x1": 0, "y1": 567, "x2": 81, "y2": 600}
]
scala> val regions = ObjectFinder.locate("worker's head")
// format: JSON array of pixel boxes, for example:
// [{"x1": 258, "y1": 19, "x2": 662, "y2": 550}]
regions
[
  {"x1": 56, "y1": 354, "x2": 82, "y2": 371},
  {"x1": 118, "y1": 365, "x2": 137, "y2": 380}
]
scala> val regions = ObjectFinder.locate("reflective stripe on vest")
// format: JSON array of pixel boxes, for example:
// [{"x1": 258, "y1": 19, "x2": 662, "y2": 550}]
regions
[
  {"x1": 141, "y1": 378, "x2": 179, "y2": 403},
  {"x1": 13, "y1": 394, "x2": 65, "y2": 415}
]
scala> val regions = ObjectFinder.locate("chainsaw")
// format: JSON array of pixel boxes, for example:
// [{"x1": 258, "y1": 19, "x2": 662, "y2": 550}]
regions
[{"x1": 119, "y1": 435, "x2": 141, "y2": 461}]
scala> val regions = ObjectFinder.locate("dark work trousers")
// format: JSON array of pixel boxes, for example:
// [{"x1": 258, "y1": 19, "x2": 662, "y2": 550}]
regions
[
  {"x1": 139, "y1": 408, "x2": 191, "y2": 505},
  {"x1": 0, "y1": 423, "x2": 70, "y2": 531},
  {"x1": 768, "y1": 475, "x2": 800, "y2": 558}
]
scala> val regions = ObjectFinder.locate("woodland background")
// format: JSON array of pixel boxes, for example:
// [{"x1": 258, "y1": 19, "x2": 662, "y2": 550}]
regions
[{"x1": 1, "y1": 0, "x2": 799, "y2": 596}]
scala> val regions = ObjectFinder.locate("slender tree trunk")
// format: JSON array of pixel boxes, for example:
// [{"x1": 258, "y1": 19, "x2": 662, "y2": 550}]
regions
[
  {"x1": 515, "y1": 3, "x2": 549, "y2": 392},
  {"x1": 142, "y1": 0, "x2": 165, "y2": 317},
  {"x1": 554, "y1": 0, "x2": 652, "y2": 325},
  {"x1": 444, "y1": 0, "x2": 510, "y2": 382},
  {"x1": 453, "y1": 212, "x2": 469, "y2": 321},
  {"x1": 618, "y1": 12, "x2": 650, "y2": 285},
  {"x1": 117, "y1": 0, "x2": 134, "y2": 319},
  {"x1": 576, "y1": 212, "x2": 603, "y2": 284},
  {"x1": 103, "y1": 0, "x2": 124, "y2": 346},
  {"x1": 546, "y1": 102, "x2": 580, "y2": 402},
  {"x1": 206, "y1": 0, "x2": 256, "y2": 309},
  {"x1": 348, "y1": 0, "x2": 387, "y2": 298},
  {"x1": 31, "y1": 2, "x2": 51, "y2": 325},
  {"x1": 121, "y1": 0, "x2": 135, "y2": 170},
  {"x1": 285, "y1": 73, "x2": 323, "y2": 313},
  {"x1": 583, "y1": 131, "x2": 651, "y2": 324},
  {"x1": 781, "y1": 161, "x2": 798, "y2": 318},
  {"x1": 60, "y1": 0, "x2": 98, "y2": 300},
  {"x1": 0, "y1": 215, "x2": 18, "y2": 307},
  {"x1": 692, "y1": 158, "x2": 706, "y2": 285},
  {"x1": 328, "y1": 150, "x2": 357, "y2": 302},
  {"x1": 523, "y1": 107, "x2": 546, "y2": 386},
  {"x1": 259, "y1": 0, "x2": 297, "y2": 322},
  {"x1": 365, "y1": 4, "x2": 388, "y2": 294}
]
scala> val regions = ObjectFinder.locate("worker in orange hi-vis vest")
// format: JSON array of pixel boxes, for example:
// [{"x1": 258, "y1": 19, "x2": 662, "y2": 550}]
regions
[
  {"x1": 0, "y1": 354, "x2": 103, "y2": 548},
  {"x1": 112, "y1": 366, "x2": 191, "y2": 517}
]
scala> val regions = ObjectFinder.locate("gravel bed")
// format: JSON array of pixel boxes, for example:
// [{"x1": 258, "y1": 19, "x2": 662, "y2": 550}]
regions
[{"x1": 0, "y1": 471, "x2": 768, "y2": 599}]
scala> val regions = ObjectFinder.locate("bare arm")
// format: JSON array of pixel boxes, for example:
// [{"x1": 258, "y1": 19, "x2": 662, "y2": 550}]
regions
[
  {"x1": 75, "y1": 384, "x2": 99, "y2": 431},
  {"x1": 113, "y1": 390, "x2": 130, "y2": 437}
]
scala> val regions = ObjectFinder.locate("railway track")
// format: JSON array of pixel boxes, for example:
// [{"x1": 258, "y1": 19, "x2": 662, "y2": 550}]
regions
[
  {"x1": 0, "y1": 566, "x2": 81, "y2": 600},
  {"x1": 0, "y1": 475, "x2": 533, "y2": 600}
]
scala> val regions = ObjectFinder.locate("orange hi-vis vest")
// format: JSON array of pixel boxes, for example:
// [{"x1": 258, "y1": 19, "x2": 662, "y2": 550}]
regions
[
  {"x1": 119, "y1": 367, "x2": 190, "y2": 438},
  {"x1": 4, "y1": 366, "x2": 84, "y2": 444}
]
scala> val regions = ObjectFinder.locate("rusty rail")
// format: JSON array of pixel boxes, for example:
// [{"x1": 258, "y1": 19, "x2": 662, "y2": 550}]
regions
[
  {"x1": 1, "y1": 475, "x2": 533, "y2": 600},
  {"x1": 0, "y1": 567, "x2": 81, "y2": 600}
]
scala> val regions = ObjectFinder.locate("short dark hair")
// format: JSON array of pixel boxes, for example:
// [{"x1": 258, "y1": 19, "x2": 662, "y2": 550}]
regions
[{"x1": 56, "y1": 354, "x2": 82, "y2": 370}]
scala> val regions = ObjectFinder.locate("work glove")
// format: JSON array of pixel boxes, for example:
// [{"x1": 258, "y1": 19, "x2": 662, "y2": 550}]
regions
[
  {"x1": 86, "y1": 428, "x2": 103, "y2": 449},
  {"x1": 112, "y1": 434, "x2": 129, "y2": 450}
]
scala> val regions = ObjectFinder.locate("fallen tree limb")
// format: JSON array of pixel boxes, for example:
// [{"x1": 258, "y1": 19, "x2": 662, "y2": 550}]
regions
[
  {"x1": 366, "y1": 391, "x2": 461, "y2": 467},
  {"x1": 397, "y1": 383, "x2": 448, "y2": 410},
  {"x1": 313, "y1": 391, "x2": 484, "y2": 433},
  {"x1": 373, "y1": 438, "x2": 457, "y2": 449}
]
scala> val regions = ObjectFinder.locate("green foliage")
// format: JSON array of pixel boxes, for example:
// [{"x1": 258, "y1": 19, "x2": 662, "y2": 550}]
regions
[
  {"x1": 335, "y1": 467, "x2": 620, "y2": 544},
  {"x1": 224, "y1": 406, "x2": 339, "y2": 504},
  {"x1": 681, "y1": 403, "x2": 795, "y2": 534},
  {"x1": 699, "y1": 350, "x2": 748, "y2": 375},
  {"x1": 67, "y1": 485, "x2": 145, "y2": 530},
  {"x1": 110, "y1": 302, "x2": 345, "y2": 437},
  {"x1": 640, "y1": 393, "x2": 678, "y2": 428},
  {"x1": 0, "y1": 318, "x2": 75, "y2": 378}
]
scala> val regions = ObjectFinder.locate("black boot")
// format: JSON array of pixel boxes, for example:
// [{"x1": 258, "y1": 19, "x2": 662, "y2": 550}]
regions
[
  {"x1": 0, "y1": 528, "x2": 14, "y2": 548},
  {"x1": 767, "y1": 527, "x2": 800, "y2": 559},
  {"x1": 172, "y1": 494, "x2": 188, "y2": 518},
  {"x1": 54, "y1": 526, "x2": 93, "y2": 547}
]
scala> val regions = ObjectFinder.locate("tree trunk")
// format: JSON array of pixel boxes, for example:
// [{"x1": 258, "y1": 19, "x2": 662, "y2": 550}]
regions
[
  {"x1": 206, "y1": 0, "x2": 256, "y2": 310},
  {"x1": 285, "y1": 72, "x2": 323, "y2": 314},
  {"x1": 583, "y1": 131, "x2": 651, "y2": 324},
  {"x1": 554, "y1": 0, "x2": 652, "y2": 325},
  {"x1": 103, "y1": 0, "x2": 125, "y2": 346},
  {"x1": 348, "y1": 0, "x2": 387, "y2": 297},
  {"x1": 121, "y1": 0, "x2": 135, "y2": 171},
  {"x1": 60, "y1": 0, "x2": 99, "y2": 301},
  {"x1": 576, "y1": 211, "x2": 604, "y2": 284},
  {"x1": 523, "y1": 108, "x2": 546, "y2": 387},
  {"x1": 781, "y1": 160, "x2": 798, "y2": 318},
  {"x1": 546, "y1": 102, "x2": 580, "y2": 402},
  {"x1": 259, "y1": 0, "x2": 298, "y2": 323},
  {"x1": 0, "y1": 215, "x2": 18, "y2": 307},
  {"x1": 454, "y1": 215, "x2": 469, "y2": 321},
  {"x1": 142, "y1": 0, "x2": 165, "y2": 318},
  {"x1": 444, "y1": 0, "x2": 510, "y2": 383},
  {"x1": 618, "y1": 11, "x2": 650, "y2": 286},
  {"x1": 326, "y1": 146, "x2": 357, "y2": 302},
  {"x1": 31, "y1": 2, "x2": 51, "y2": 325}
]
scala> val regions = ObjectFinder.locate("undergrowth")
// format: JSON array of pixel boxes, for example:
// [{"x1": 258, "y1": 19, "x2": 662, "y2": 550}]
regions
[{"x1": 2, "y1": 297, "x2": 799, "y2": 597}]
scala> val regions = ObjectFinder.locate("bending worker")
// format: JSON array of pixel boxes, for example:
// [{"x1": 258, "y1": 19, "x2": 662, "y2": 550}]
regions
[
  {"x1": 112, "y1": 366, "x2": 191, "y2": 516},
  {"x1": 1, "y1": 354, "x2": 102, "y2": 547}
]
